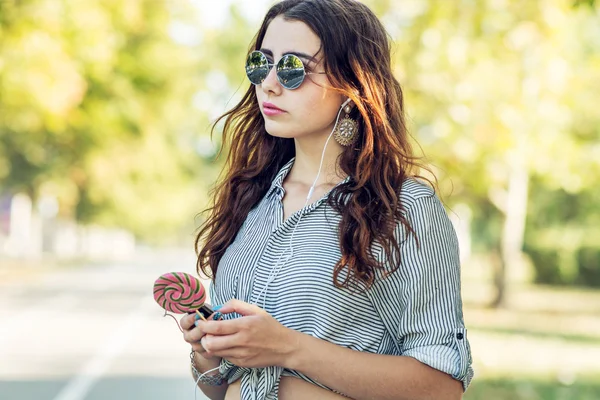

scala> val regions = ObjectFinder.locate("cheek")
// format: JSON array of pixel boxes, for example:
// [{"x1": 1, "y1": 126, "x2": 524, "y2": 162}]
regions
[
  {"x1": 255, "y1": 86, "x2": 262, "y2": 102},
  {"x1": 300, "y1": 89, "x2": 340, "y2": 121}
]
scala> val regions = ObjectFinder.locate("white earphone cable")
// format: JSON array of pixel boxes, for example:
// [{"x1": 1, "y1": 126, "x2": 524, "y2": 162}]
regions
[
  {"x1": 254, "y1": 99, "x2": 348, "y2": 308},
  {"x1": 194, "y1": 366, "x2": 221, "y2": 400}
]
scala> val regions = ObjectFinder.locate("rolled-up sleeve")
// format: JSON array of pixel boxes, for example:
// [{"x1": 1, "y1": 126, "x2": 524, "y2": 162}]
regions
[{"x1": 368, "y1": 191, "x2": 474, "y2": 390}]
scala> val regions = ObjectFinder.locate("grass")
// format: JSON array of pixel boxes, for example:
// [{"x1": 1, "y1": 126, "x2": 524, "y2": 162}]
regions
[
  {"x1": 461, "y1": 276, "x2": 600, "y2": 399},
  {"x1": 465, "y1": 377, "x2": 600, "y2": 400}
]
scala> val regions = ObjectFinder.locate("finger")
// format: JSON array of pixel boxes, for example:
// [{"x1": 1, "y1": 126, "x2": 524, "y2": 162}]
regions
[
  {"x1": 196, "y1": 319, "x2": 245, "y2": 336},
  {"x1": 208, "y1": 346, "x2": 248, "y2": 360},
  {"x1": 192, "y1": 333, "x2": 220, "y2": 355},
  {"x1": 183, "y1": 325, "x2": 207, "y2": 344},
  {"x1": 219, "y1": 299, "x2": 263, "y2": 317},
  {"x1": 179, "y1": 313, "x2": 197, "y2": 331},
  {"x1": 202, "y1": 332, "x2": 244, "y2": 354},
  {"x1": 208, "y1": 311, "x2": 223, "y2": 321},
  {"x1": 191, "y1": 342, "x2": 206, "y2": 354}
]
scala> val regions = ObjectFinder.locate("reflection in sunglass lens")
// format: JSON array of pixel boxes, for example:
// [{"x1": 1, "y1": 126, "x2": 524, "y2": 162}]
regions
[
  {"x1": 245, "y1": 51, "x2": 308, "y2": 90},
  {"x1": 276, "y1": 54, "x2": 305, "y2": 89},
  {"x1": 246, "y1": 51, "x2": 269, "y2": 85}
]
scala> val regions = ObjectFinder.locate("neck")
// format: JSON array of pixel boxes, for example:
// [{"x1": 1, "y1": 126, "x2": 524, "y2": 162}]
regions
[{"x1": 287, "y1": 133, "x2": 346, "y2": 187}]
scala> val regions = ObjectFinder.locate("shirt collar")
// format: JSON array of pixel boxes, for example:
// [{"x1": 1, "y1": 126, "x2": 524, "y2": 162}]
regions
[
  {"x1": 266, "y1": 157, "x2": 352, "y2": 199},
  {"x1": 266, "y1": 157, "x2": 296, "y2": 198}
]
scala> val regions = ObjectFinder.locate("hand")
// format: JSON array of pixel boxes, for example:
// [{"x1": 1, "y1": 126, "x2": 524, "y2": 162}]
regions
[
  {"x1": 195, "y1": 299, "x2": 298, "y2": 369},
  {"x1": 179, "y1": 312, "x2": 221, "y2": 360}
]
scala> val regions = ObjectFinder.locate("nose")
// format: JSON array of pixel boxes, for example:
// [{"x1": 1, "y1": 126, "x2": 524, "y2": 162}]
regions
[{"x1": 261, "y1": 64, "x2": 282, "y2": 95}]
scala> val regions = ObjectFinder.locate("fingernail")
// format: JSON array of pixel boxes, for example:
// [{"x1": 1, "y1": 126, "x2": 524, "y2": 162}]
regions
[
  {"x1": 212, "y1": 312, "x2": 222, "y2": 321},
  {"x1": 212, "y1": 305, "x2": 223, "y2": 311},
  {"x1": 194, "y1": 313, "x2": 201, "y2": 321},
  {"x1": 194, "y1": 320, "x2": 200, "y2": 327}
]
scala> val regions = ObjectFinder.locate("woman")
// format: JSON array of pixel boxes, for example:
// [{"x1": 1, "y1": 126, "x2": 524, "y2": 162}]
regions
[{"x1": 180, "y1": 0, "x2": 473, "y2": 399}]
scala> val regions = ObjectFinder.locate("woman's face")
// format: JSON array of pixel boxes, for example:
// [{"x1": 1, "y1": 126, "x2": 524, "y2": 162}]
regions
[{"x1": 256, "y1": 16, "x2": 344, "y2": 141}]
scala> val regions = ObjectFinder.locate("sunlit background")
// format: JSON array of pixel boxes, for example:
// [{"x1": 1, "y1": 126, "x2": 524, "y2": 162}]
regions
[{"x1": 0, "y1": 0, "x2": 599, "y2": 399}]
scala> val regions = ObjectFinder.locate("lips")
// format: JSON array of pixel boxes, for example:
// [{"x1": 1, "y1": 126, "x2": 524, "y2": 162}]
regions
[{"x1": 263, "y1": 102, "x2": 285, "y2": 112}]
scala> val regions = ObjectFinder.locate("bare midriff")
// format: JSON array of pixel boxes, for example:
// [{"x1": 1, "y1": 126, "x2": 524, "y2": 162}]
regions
[{"x1": 224, "y1": 376, "x2": 348, "y2": 400}]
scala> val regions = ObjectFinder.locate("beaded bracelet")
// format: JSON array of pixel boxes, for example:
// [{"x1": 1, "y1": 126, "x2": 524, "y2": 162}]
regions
[{"x1": 190, "y1": 350, "x2": 225, "y2": 386}]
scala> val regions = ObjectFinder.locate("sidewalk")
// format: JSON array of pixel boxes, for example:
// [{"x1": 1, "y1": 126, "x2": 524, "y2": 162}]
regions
[
  {"x1": 0, "y1": 257, "x2": 60, "y2": 285},
  {"x1": 0, "y1": 247, "x2": 198, "y2": 286}
]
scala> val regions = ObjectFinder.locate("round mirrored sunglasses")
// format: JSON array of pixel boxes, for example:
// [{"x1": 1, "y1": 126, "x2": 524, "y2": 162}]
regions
[{"x1": 245, "y1": 50, "x2": 326, "y2": 90}]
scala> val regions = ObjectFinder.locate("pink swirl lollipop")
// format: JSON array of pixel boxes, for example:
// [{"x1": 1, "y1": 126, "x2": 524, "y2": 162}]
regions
[{"x1": 153, "y1": 272, "x2": 207, "y2": 314}]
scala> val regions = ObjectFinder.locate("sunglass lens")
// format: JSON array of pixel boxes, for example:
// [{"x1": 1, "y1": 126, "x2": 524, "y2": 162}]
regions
[
  {"x1": 246, "y1": 51, "x2": 269, "y2": 85},
  {"x1": 276, "y1": 54, "x2": 305, "y2": 90}
]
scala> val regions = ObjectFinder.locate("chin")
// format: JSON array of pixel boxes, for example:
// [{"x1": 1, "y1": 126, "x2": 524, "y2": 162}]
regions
[
  {"x1": 265, "y1": 130, "x2": 296, "y2": 140},
  {"x1": 264, "y1": 123, "x2": 297, "y2": 140}
]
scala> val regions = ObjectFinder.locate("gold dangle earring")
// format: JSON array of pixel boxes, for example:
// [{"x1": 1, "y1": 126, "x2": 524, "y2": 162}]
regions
[{"x1": 333, "y1": 101, "x2": 359, "y2": 147}]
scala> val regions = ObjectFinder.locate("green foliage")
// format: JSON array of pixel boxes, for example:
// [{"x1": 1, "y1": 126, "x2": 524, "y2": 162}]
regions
[
  {"x1": 363, "y1": 0, "x2": 600, "y2": 286},
  {"x1": 0, "y1": 0, "x2": 211, "y2": 241},
  {"x1": 1, "y1": 0, "x2": 599, "y2": 258},
  {"x1": 525, "y1": 181, "x2": 600, "y2": 287},
  {"x1": 464, "y1": 377, "x2": 600, "y2": 400},
  {"x1": 525, "y1": 245, "x2": 600, "y2": 287},
  {"x1": 524, "y1": 233, "x2": 600, "y2": 287},
  {"x1": 574, "y1": 0, "x2": 597, "y2": 8}
]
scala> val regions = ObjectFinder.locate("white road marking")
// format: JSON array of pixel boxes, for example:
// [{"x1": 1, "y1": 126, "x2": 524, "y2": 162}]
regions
[
  {"x1": 0, "y1": 293, "x2": 76, "y2": 351},
  {"x1": 52, "y1": 295, "x2": 155, "y2": 400}
]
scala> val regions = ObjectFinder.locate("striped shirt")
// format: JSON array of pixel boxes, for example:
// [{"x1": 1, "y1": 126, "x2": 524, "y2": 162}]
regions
[{"x1": 210, "y1": 157, "x2": 474, "y2": 399}]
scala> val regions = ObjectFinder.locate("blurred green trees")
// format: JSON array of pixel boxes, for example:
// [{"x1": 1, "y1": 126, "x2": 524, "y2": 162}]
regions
[
  {"x1": 0, "y1": 0, "x2": 211, "y2": 241},
  {"x1": 0, "y1": 0, "x2": 598, "y2": 288},
  {"x1": 367, "y1": 0, "x2": 600, "y2": 300}
]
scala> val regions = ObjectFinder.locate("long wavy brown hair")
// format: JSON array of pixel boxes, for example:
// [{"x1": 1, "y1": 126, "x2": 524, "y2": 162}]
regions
[{"x1": 195, "y1": 0, "x2": 432, "y2": 290}]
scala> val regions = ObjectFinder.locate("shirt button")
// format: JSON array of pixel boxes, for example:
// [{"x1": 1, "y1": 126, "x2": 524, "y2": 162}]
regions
[{"x1": 456, "y1": 332, "x2": 464, "y2": 340}]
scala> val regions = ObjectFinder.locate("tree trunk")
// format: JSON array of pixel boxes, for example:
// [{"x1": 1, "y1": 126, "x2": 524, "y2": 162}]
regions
[{"x1": 489, "y1": 164, "x2": 529, "y2": 308}]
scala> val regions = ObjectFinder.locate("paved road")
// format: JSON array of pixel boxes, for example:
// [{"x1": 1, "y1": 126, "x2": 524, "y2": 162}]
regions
[{"x1": 0, "y1": 249, "x2": 211, "y2": 400}]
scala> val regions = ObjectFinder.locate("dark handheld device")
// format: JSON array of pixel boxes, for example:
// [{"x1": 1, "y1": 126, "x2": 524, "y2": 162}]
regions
[{"x1": 194, "y1": 304, "x2": 215, "y2": 320}]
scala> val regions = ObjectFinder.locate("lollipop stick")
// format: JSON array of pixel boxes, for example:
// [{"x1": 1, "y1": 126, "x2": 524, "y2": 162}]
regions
[{"x1": 196, "y1": 310, "x2": 206, "y2": 321}]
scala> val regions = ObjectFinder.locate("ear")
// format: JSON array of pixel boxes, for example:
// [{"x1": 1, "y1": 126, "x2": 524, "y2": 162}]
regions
[
  {"x1": 346, "y1": 89, "x2": 360, "y2": 108},
  {"x1": 341, "y1": 98, "x2": 356, "y2": 114}
]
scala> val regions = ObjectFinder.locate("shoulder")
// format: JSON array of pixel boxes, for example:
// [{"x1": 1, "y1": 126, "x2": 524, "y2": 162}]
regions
[
  {"x1": 397, "y1": 178, "x2": 453, "y2": 236},
  {"x1": 399, "y1": 177, "x2": 437, "y2": 211}
]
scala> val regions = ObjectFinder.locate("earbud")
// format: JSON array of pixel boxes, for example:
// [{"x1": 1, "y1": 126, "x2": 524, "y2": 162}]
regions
[{"x1": 341, "y1": 98, "x2": 352, "y2": 109}]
